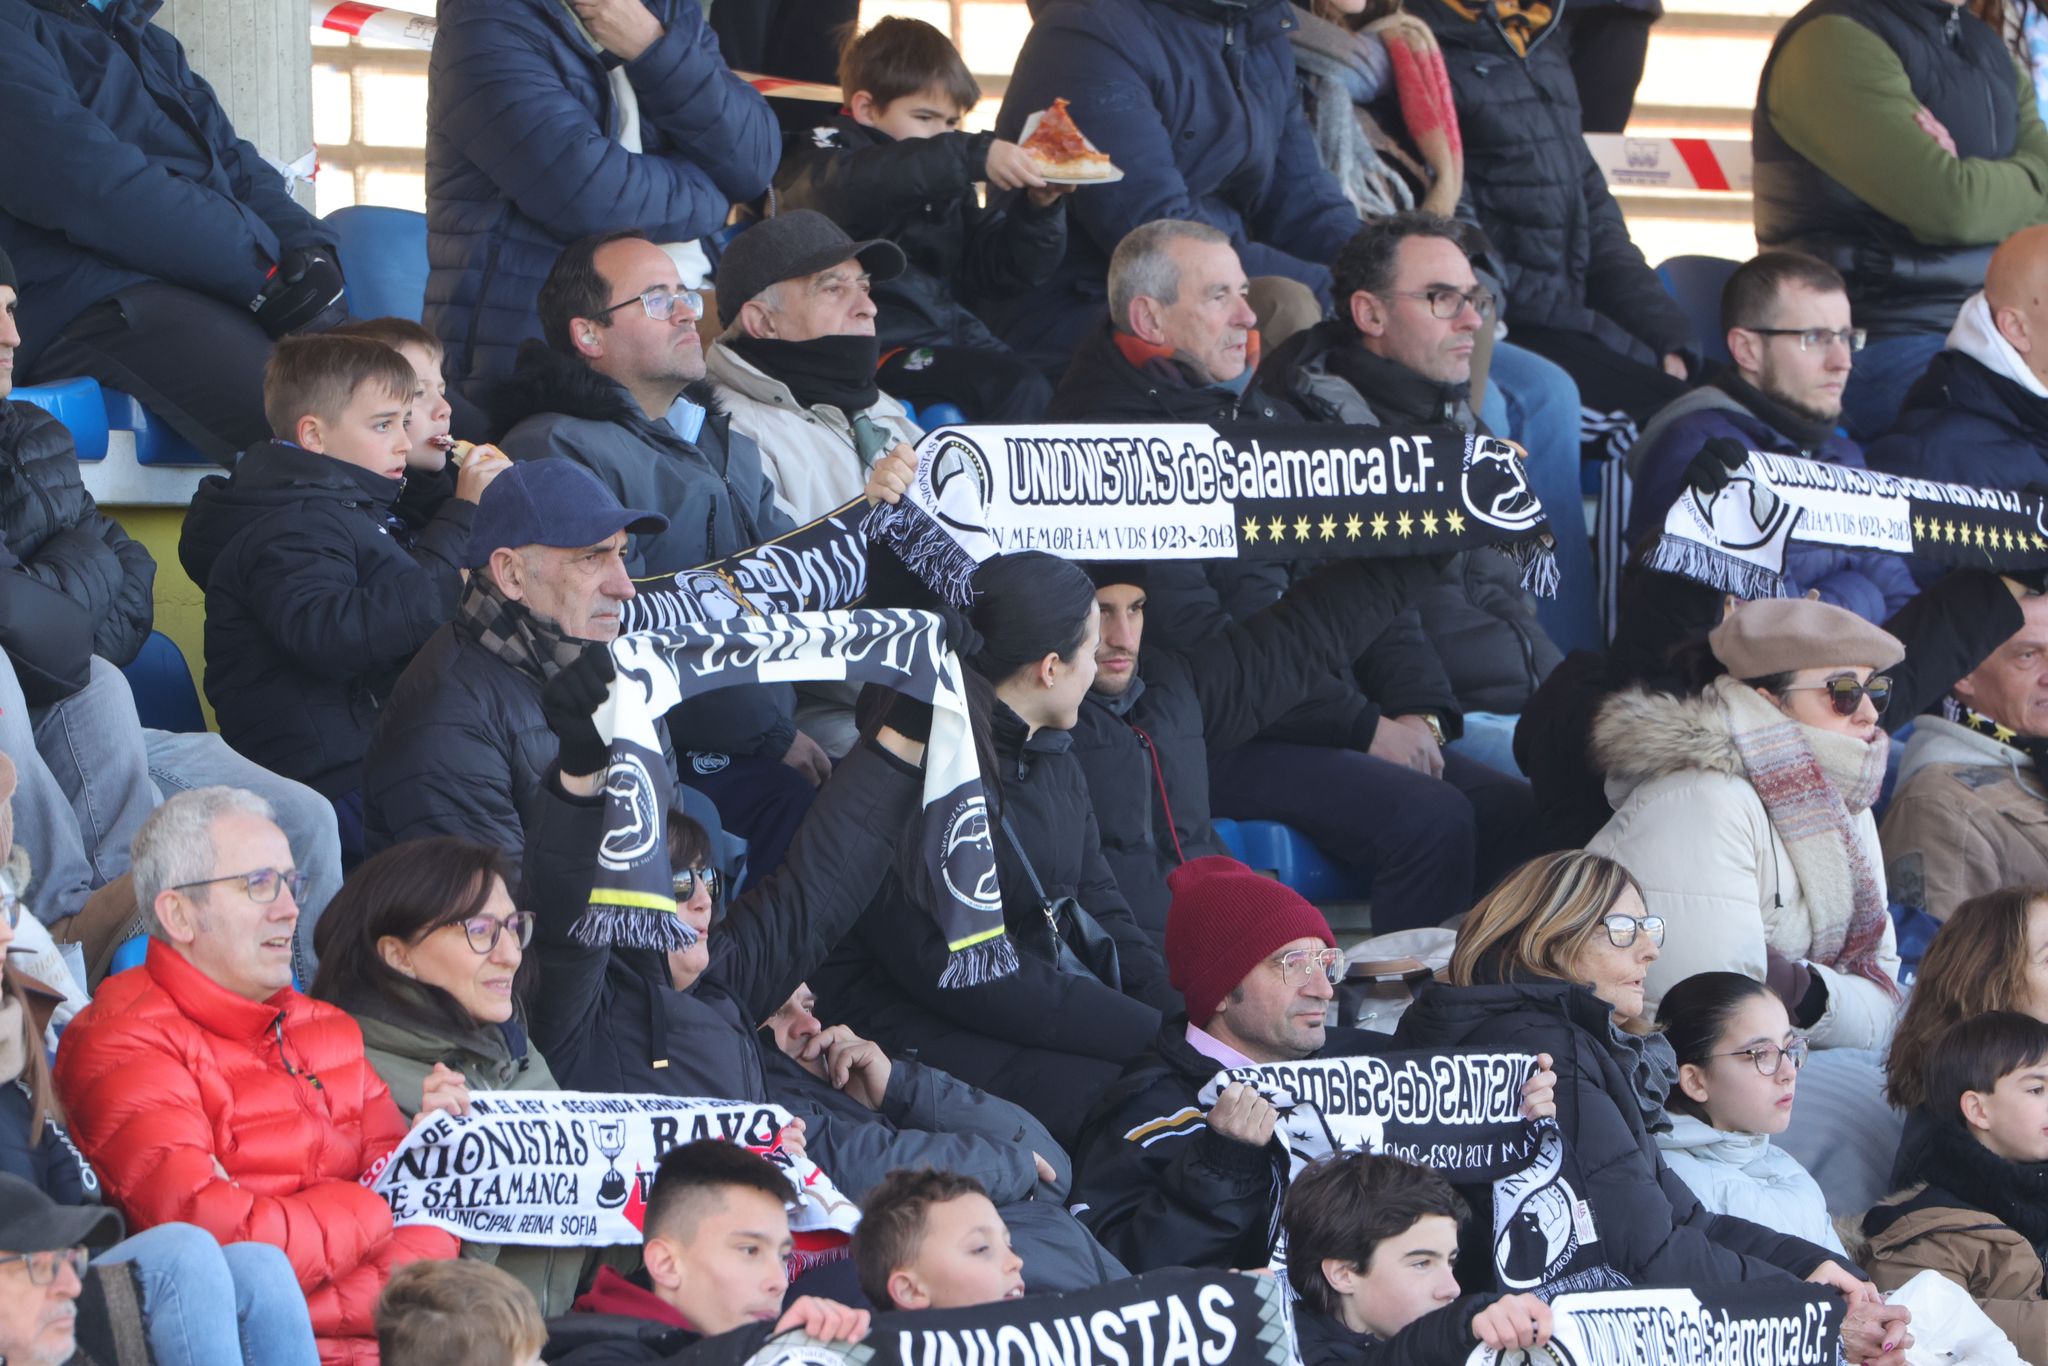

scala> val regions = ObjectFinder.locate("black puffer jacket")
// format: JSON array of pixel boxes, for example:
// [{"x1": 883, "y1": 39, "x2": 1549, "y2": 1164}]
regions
[
  {"x1": 0, "y1": 401, "x2": 154, "y2": 666},
  {"x1": 178, "y1": 441, "x2": 472, "y2": 798},
  {"x1": 1295, "y1": 1298, "x2": 1501, "y2": 1366},
  {"x1": 1407, "y1": 0, "x2": 1695, "y2": 367},
  {"x1": 774, "y1": 115, "x2": 1068, "y2": 355},
  {"x1": 1073, "y1": 557, "x2": 1440, "y2": 936},
  {"x1": 814, "y1": 702, "x2": 1180, "y2": 1145},
  {"x1": 1070, "y1": 1018, "x2": 1388, "y2": 1272},
  {"x1": 1867, "y1": 349, "x2": 2048, "y2": 492},
  {"x1": 1262, "y1": 320, "x2": 1562, "y2": 712},
  {"x1": 1394, "y1": 978, "x2": 1840, "y2": 1290}
]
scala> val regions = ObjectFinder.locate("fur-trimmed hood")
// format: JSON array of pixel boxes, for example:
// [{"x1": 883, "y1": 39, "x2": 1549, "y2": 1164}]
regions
[
  {"x1": 1590, "y1": 685, "x2": 1747, "y2": 802},
  {"x1": 486, "y1": 337, "x2": 726, "y2": 441}
]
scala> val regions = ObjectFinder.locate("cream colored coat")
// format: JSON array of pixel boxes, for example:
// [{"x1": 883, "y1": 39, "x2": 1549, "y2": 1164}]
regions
[{"x1": 1585, "y1": 686, "x2": 1902, "y2": 1051}]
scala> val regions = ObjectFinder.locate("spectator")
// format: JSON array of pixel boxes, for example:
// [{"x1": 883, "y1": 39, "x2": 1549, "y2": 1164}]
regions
[
  {"x1": 1867, "y1": 224, "x2": 2048, "y2": 490},
  {"x1": 1071, "y1": 856, "x2": 1554, "y2": 1273},
  {"x1": 1864, "y1": 1012, "x2": 2048, "y2": 1356},
  {"x1": 310, "y1": 837, "x2": 590, "y2": 1315},
  {"x1": 0, "y1": 0, "x2": 346, "y2": 464},
  {"x1": 1259, "y1": 213, "x2": 1564, "y2": 715},
  {"x1": 1627, "y1": 252, "x2": 1916, "y2": 624},
  {"x1": 1405, "y1": 0, "x2": 1697, "y2": 467},
  {"x1": 177, "y1": 337, "x2": 509, "y2": 855},
  {"x1": 814, "y1": 553, "x2": 1179, "y2": 1147},
  {"x1": 1654, "y1": 972, "x2": 1846, "y2": 1258},
  {"x1": 1558, "y1": 0, "x2": 1661, "y2": 134},
  {"x1": 1883, "y1": 595, "x2": 2048, "y2": 921},
  {"x1": 51, "y1": 787, "x2": 458, "y2": 1362},
  {"x1": 0, "y1": 1174, "x2": 123, "y2": 1366},
  {"x1": 759, "y1": 981, "x2": 1123, "y2": 1291},
  {"x1": 1753, "y1": 0, "x2": 2048, "y2": 438},
  {"x1": 1280, "y1": 1153, "x2": 1556, "y2": 1365},
  {"x1": 327, "y1": 318, "x2": 479, "y2": 537},
  {"x1": 360, "y1": 459, "x2": 676, "y2": 859},
  {"x1": 425, "y1": 0, "x2": 776, "y2": 399},
  {"x1": 989, "y1": 0, "x2": 1358, "y2": 372},
  {"x1": 851, "y1": 1168, "x2": 1025, "y2": 1311},
  {"x1": 1886, "y1": 887, "x2": 2048, "y2": 1190},
  {"x1": 0, "y1": 246, "x2": 344, "y2": 958},
  {"x1": 377, "y1": 1260, "x2": 546, "y2": 1366},
  {"x1": 551, "y1": 1142, "x2": 869, "y2": 1366},
  {"x1": 1395, "y1": 852, "x2": 1878, "y2": 1301},
  {"x1": 1074, "y1": 558, "x2": 1441, "y2": 936},
  {"x1": 1051, "y1": 219, "x2": 1538, "y2": 933},
  {"x1": 1585, "y1": 598, "x2": 1906, "y2": 1049},
  {"x1": 774, "y1": 18, "x2": 1069, "y2": 421},
  {"x1": 495, "y1": 231, "x2": 869, "y2": 867}
]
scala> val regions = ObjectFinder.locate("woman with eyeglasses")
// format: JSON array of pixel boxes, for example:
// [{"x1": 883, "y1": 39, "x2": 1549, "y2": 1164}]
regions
[
  {"x1": 1584, "y1": 596, "x2": 1905, "y2": 1054},
  {"x1": 308, "y1": 837, "x2": 588, "y2": 1315},
  {"x1": 1653, "y1": 971, "x2": 1845, "y2": 1258},
  {"x1": 1396, "y1": 851, "x2": 1871, "y2": 1296}
]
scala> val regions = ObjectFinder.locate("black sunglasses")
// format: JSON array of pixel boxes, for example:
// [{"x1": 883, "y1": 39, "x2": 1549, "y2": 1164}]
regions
[{"x1": 1778, "y1": 674, "x2": 1892, "y2": 718}]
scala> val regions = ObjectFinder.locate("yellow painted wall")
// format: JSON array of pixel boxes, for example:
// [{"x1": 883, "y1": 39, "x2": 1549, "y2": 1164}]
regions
[{"x1": 105, "y1": 505, "x2": 215, "y2": 730}]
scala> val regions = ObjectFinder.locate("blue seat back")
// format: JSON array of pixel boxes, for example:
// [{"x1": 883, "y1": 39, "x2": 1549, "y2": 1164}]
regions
[
  {"x1": 107, "y1": 933, "x2": 148, "y2": 978},
  {"x1": 10, "y1": 377, "x2": 109, "y2": 461},
  {"x1": 102, "y1": 389, "x2": 210, "y2": 466},
  {"x1": 326, "y1": 205, "x2": 430, "y2": 321},
  {"x1": 1655, "y1": 255, "x2": 1741, "y2": 368},
  {"x1": 121, "y1": 630, "x2": 206, "y2": 733},
  {"x1": 919, "y1": 402, "x2": 967, "y2": 428},
  {"x1": 1212, "y1": 818, "x2": 1373, "y2": 904}
]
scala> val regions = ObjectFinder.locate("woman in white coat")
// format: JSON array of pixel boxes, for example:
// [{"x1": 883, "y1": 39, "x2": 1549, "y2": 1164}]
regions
[
  {"x1": 1654, "y1": 971, "x2": 1846, "y2": 1256},
  {"x1": 1586, "y1": 596, "x2": 1906, "y2": 1211}
]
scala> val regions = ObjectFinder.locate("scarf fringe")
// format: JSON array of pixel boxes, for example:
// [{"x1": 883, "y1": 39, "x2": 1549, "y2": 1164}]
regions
[
  {"x1": 1535, "y1": 1265, "x2": 1634, "y2": 1302},
  {"x1": 1640, "y1": 534, "x2": 1788, "y2": 601},
  {"x1": 570, "y1": 904, "x2": 695, "y2": 954},
  {"x1": 1515, "y1": 541, "x2": 1560, "y2": 599},
  {"x1": 938, "y1": 936, "x2": 1022, "y2": 989},
  {"x1": 865, "y1": 501, "x2": 981, "y2": 608}
]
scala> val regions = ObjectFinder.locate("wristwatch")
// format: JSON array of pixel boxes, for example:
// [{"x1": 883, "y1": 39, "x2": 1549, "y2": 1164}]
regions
[{"x1": 1418, "y1": 713, "x2": 1446, "y2": 745}]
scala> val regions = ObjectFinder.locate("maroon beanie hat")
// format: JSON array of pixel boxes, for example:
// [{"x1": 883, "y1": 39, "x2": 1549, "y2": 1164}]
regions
[{"x1": 1165, "y1": 855, "x2": 1336, "y2": 1026}]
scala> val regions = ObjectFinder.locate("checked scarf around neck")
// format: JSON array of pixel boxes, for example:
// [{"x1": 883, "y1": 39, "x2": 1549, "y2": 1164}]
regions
[
  {"x1": 460, "y1": 576, "x2": 590, "y2": 682},
  {"x1": 1713, "y1": 677, "x2": 1899, "y2": 1000}
]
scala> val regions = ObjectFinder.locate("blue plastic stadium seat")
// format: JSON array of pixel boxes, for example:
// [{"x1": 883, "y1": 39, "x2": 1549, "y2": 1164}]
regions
[
  {"x1": 102, "y1": 388, "x2": 211, "y2": 466},
  {"x1": 9, "y1": 376, "x2": 109, "y2": 461},
  {"x1": 107, "y1": 933, "x2": 148, "y2": 978},
  {"x1": 1212, "y1": 818, "x2": 1372, "y2": 904},
  {"x1": 1655, "y1": 255, "x2": 1741, "y2": 368},
  {"x1": 121, "y1": 630, "x2": 206, "y2": 734},
  {"x1": 326, "y1": 204, "x2": 430, "y2": 322},
  {"x1": 919, "y1": 402, "x2": 967, "y2": 428}
]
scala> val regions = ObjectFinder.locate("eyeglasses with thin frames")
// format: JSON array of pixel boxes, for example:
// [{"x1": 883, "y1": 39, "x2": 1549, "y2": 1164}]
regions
[
  {"x1": 453, "y1": 910, "x2": 536, "y2": 955},
  {"x1": 170, "y1": 867, "x2": 308, "y2": 904},
  {"x1": 672, "y1": 866, "x2": 721, "y2": 906},
  {"x1": 1712, "y1": 1037, "x2": 1810, "y2": 1075},
  {"x1": 598, "y1": 287, "x2": 703, "y2": 324},
  {"x1": 1386, "y1": 286, "x2": 1498, "y2": 320},
  {"x1": 1270, "y1": 946, "x2": 1345, "y2": 986},
  {"x1": 1601, "y1": 913, "x2": 1665, "y2": 949},
  {"x1": 1738, "y1": 325, "x2": 1867, "y2": 353},
  {"x1": 0, "y1": 1247, "x2": 89, "y2": 1285},
  {"x1": 1776, "y1": 674, "x2": 1892, "y2": 718}
]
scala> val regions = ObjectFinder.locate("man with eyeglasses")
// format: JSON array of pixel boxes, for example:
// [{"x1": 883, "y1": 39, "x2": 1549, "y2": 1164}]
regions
[
  {"x1": 53, "y1": 786, "x2": 457, "y2": 1361},
  {"x1": 1628, "y1": 250, "x2": 1916, "y2": 625},
  {"x1": 0, "y1": 1174, "x2": 119, "y2": 1366},
  {"x1": 1071, "y1": 856, "x2": 1556, "y2": 1274},
  {"x1": 1870, "y1": 224, "x2": 2048, "y2": 498}
]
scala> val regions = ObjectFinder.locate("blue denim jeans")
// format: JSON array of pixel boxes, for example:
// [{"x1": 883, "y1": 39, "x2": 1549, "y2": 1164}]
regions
[
  {"x1": 1840, "y1": 333, "x2": 1946, "y2": 441},
  {"x1": 98, "y1": 1223, "x2": 319, "y2": 1366},
  {"x1": 1483, "y1": 342, "x2": 1603, "y2": 655}
]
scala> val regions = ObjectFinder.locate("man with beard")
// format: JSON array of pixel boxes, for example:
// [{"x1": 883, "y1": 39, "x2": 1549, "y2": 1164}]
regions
[{"x1": 1626, "y1": 252, "x2": 1915, "y2": 623}]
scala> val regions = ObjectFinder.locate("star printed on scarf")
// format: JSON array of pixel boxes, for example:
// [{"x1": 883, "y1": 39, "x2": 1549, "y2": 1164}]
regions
[
  {"x1": 1913, "y1": 516, "x2": 1927, "y2": 541},
  {"x1": 1994, "y1": 719, "x2": 2021, "y2": 743},
  {"x1": 1318, "y1": 515, "x2": 1338, "y2": 541},
  {"x1": 1369, "y1": 512, "x2": 1389, "y2": 540},
  {"x1": 1269, "y1": 515, "x2": 1287, "y2": 541},
  {"x1": 1446, "y1": 509, "x2": 1466, "y2": 534},
  {"x1": 1344, "y1": 513, "x2": 1364, "y2": 540},
  {"x1": 1293, "y1": 515, "x2": 1313, "y2": 542},
  {"x1": 1395, "y1": 511, "x2": 1414, "y2": 537},
  {"x1": 1242, "y1": 516, "x2": 1261, "y2": 543}
]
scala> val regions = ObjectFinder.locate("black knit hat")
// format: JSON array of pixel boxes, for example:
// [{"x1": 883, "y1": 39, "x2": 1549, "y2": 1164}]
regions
[
  {"x1": 1082, "y1": 562, "x2": 1148, "y2": 593},
  {"x1": 0, "y1": 243, "x2": 15, "y2": 292}
]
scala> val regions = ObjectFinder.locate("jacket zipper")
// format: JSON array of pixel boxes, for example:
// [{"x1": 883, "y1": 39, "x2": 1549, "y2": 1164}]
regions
[{"x1": 1130, "y1": 723, "x2": 1189, "y2": 864}]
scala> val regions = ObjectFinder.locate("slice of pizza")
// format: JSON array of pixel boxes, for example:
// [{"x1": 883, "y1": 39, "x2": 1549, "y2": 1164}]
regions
[{"x1": 1021, "y1": 98, "x2": 1118, "y2": 180}]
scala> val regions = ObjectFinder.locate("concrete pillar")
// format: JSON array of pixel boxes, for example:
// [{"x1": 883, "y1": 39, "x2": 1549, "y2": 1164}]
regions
[{"x1": 154, "y1": 0, "x2": 315, "y2": 204}]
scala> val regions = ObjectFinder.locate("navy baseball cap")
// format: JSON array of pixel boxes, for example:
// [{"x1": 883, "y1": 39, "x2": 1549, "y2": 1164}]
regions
[{"x1": 466, "y1": 459, "x2": 668, "y2": 568}]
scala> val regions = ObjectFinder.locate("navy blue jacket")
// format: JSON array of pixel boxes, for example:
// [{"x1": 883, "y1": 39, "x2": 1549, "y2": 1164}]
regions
[
  {"x1": 424, "y1": 0, "x2": 777, "y2": 398},
  {"x1": 989, "y1": 0, "x2": 1359, "y2": 368},
  {"x1": 0, "y1": 0, "x2": 330, "y2": 371},
  {"x1": 1866, "y1": 349, "x2": 2048, "y2": 492}
]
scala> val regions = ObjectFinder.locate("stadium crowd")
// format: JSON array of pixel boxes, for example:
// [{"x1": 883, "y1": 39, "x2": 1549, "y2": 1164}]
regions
[{"x1": 8, "y1": 0, "x2": 2048, "y2": 1360}]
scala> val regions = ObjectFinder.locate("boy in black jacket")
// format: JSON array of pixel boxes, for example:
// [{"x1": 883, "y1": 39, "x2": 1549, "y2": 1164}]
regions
[
  {"x1": 774, "y1": 18, "x2": 1069, "y2": 421},
  {"x1": 1282, "y1": 1152, "x2": 1552, "y2": 1366}
]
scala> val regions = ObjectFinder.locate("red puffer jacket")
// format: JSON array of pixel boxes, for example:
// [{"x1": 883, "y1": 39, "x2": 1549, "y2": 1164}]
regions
[{"x1": 53, "y1": 940, "x2": 456, "y2": 1364}]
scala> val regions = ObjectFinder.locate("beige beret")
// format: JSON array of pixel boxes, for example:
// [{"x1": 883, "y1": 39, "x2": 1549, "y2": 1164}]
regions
[{"x1": 1708, "y1": 597, "x2": 1905, "y2": 680}]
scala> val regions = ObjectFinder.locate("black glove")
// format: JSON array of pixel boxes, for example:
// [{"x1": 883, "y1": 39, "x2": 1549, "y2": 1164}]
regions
[
  {"x1": 1681, "y1": 436, "x2": 1750, "y2": 496},
  {"x1": 251, "y1": 247, "x2": 347, "y2": 338},
  {"x1": 540, "y1": 644, "x2": 617, "y2": 776}
]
